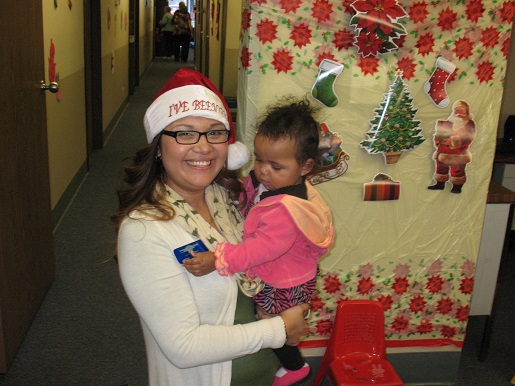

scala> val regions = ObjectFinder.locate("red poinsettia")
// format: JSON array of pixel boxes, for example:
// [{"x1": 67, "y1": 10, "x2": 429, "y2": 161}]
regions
[
  {"x1": 310, "y1": 294, "x2": 326, "y2": 312},
  {"x1": 358, "y1": 56, "x2": 380, "y2": 75},
  {"x1": 256, "y1": 18, "x2": 278, "y2": 44},
  {"x1": 454, "y1": 37, "x2": 474, "y2": 60},
  {"x1": 240, "y1": 46, "x2": 251, "y2": 69},
  {"x1": 333, "y1": 28, "x2": 355, "y2": 51},
  {"x1": 480, "y1": 26, "x2": 500, "y2": 48},
  {"x1": 351, "y1": 0, "x2": 407, "y2": 35},
  {"x1": 315, "y1": 318, "x2": 334, "y2": 336},
  {"x1": 409, "y1": 1, "x2": 428, "y2": 24},
  {"x1": 409, "y1": 295, "x2": 427, "y2": 313},
  {"x1": 350, "y1": 0, "x2": 407, "y2": 57},
  {"x1": 455, "y1": 305, "x2": 470, "y2": 322},
  {"x1": 392, "y1": 276, "x2": 410, "y2": 294},
  {"x1": 476, "y1": 61, "x2": 495, "y2": 83},
  {"x1": 341, "y1": 0, "x2": 357, "y2": 14},
  {"x1": 416, "y1": 320, "x2": 434, "y2": 334},
  {"x1": 376, "y1": 294, "x2": 394, "y2": 310},
  {"x1": 396, "y1": 57, "x2": 416, "y2": 80},
  {"x1": 436, "y1": 298, "x2": 454, "y2": 314},
  {"x1": 499, "y1": 0, "x2": 515, "y2": 23},
  {"x1": 466, "y1": 0, "x2": 485, "y2": 23},
  {"x1": 241, "y1": 9, "x2": 251, "y2": 32},
  {"x1": 415, "y1": 32, "x2": 435, "y2": 56},
  {"x1": 323, "y1": 274, "x2": 342, "y2": 294},
  {"x1": 356, "y1": 32, "x2": 383, "y2": 57},
  {"x1": 271, "y1": 48, "x2": 294, "y2": 74},
  {"x1": 280, "y1": 0, "x2": 302, "y2": 14},
  {"x1": 437, "y1": 7, "x2": 458, "y2": 31},
  {"x1": 311, "y1": 0, "x2": 333, "y2": 23},
  {"x1": 357, "y1": 277, "x2": 375, "y2": 294},
  {"x1": 459, "y1": 277, "x2": 475, "y2": 294},
  {"x1": 425, "y1": 275, "x2": 444, "y2": 294},
  {"x1": 290, "y1": 22, "x2": 312, "y2": 48},
  {"x1": 502, "y1": 37, "x2": 511, "y2": 58},
  {"x1": 440, "y1": 325, "x2": 457, "y2": 339},
  {"x1": 391, "y1": 315, "x2": 409, "y2": 333}
]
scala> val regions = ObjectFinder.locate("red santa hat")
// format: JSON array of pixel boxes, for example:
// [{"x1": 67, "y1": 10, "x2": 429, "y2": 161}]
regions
[{"x1": 144, "y1": 68, "x2": 249, "y2": 170}]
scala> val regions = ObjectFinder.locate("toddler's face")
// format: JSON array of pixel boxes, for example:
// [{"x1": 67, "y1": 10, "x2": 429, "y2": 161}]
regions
[{"x1": 253, "y1": 134, "x2": 312, "y2": 190}]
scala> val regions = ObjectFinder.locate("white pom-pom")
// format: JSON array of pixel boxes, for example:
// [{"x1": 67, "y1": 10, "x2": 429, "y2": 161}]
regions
[{"x1": 227, "y1": 141, "x2": 250, "y2": 170}]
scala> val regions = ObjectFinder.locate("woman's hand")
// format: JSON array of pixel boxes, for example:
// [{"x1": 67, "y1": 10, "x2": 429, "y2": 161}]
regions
[
  {"x1": 279, "y1": 304, "x2": 310, "y2": 346},
  {"x1": 183, "y1": 251, "x2": 216, "y2": 276}
]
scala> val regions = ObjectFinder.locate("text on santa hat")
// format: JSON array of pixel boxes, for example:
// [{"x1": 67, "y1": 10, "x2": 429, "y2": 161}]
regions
[{"x1": 168, "y1": 99, "x2": 227, "y2": 119}]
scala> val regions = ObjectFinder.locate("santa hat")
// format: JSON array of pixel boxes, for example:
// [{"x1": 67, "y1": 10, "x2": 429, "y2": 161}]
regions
[{"x1": 143, "y1": 68, "x2": 249, "y2": 170}]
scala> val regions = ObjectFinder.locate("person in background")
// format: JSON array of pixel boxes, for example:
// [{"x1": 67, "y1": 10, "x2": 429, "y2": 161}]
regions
[
  {"x1": 172, "y1": 1, "x2": 193, "y2": 62},
  {"x1": 113, "y1": 68, "x2": 309, "y2": 386},
  {"x1": 158, "y1": 6, "x2": 175, "y2": 59},
  {"x1": 184, "y1": 96, "x2": 335, "y2": 386}
]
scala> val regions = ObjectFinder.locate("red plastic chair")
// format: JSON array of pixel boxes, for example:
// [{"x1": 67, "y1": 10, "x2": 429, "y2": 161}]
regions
[{"x1": 312, "y1": 300, "x2": 404, "y2": 386}]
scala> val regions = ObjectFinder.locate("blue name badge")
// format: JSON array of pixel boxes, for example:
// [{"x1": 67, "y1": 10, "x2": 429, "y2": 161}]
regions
[{"x1": 173, "y1": 240, "x2": 208, "y2": 263}]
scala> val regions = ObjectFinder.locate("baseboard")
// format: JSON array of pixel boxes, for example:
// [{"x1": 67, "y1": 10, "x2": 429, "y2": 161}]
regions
[{"x1": 51, "y1": 161, "x2": 88, "y2": 231}]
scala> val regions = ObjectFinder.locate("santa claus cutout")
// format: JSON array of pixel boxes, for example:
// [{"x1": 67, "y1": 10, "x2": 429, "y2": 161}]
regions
[{"x1": 428, "y1": 100, "x2": 476, "y2": 194}]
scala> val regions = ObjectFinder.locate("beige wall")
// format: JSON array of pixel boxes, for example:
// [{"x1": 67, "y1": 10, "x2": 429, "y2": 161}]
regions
[
  {"x1": 42, "y1": 0, "x2": 154, "y2": 213},
  {"x1": 140, "y1": 1, "x2": 155, "y2": 77},
  {"x1": 101, "y1": 1, "x2": 130, "y2": 130},
  {"x1": 222, "y1": 1, "x2": 242, "y2": 98},
  {"x1": 42, "y1": 0, "x2": 87, "y2": 209}
]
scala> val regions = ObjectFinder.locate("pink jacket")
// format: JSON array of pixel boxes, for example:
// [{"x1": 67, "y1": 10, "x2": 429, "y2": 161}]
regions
[{"x1": 214, "y1": 181, "x2": 334, "y2": 289}]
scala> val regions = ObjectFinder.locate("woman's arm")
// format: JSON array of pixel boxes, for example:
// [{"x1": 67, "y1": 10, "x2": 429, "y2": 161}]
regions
[{"x1": 117, "y1": 218, "x2": 301, "y2": 368}]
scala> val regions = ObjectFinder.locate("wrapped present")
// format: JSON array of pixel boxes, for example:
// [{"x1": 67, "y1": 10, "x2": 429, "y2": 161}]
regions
[{"x1": 363, "y1": 173, "x2": 400, "y2": 201}]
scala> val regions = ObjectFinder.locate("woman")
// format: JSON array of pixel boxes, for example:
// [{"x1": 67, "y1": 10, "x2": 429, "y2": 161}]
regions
[
  {"x1": 113, "y1": 68, "x2": 309, "y2": 386},
  {"x1": 172, "y1": 2, "x2": 193, "y2": 62},
  {"x1": 158, "y1": 6, "x2": 175, "y2": 59}
]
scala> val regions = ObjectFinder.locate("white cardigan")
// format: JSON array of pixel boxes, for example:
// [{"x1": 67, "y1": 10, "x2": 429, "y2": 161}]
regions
[{"x1": 117, "y1": 215, "x2": 286, "y2": 386}]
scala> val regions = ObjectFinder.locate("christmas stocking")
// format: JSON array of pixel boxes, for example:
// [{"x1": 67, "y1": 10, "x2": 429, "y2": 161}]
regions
[
  {"x1": 424, "y1": 57, "x2": 456, "y2": 108},
  {"x1": 311, "y1": 59, "x2": 344, "y2": 108}
]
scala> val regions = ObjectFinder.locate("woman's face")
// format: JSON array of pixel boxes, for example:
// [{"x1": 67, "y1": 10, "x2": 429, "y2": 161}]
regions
[{"x1": 159, "y1": 116, "x2": 228, "y2": 197}]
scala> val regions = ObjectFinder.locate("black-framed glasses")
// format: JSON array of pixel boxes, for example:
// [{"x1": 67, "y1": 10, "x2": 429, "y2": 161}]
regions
[{"x1": 161, "y1": 129, "x2": 231, "y2": 145}]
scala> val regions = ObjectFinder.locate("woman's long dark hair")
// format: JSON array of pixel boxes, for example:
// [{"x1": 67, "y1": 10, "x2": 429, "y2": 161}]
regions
[{"x1": 112, "y1": 134, "x2": 244, "y2": 231}]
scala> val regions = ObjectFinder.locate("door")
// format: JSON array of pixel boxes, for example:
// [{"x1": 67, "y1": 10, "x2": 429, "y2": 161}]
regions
[
  {"x1": 194, "y1": 0, "x2": 209, "y2": 75},
  {"x1": 0, "y1": 2, "x2": 54, "y2": 373},
  {"x1": 129, "y1": 0, "x2": 140, "y2": 96},
  {"x1": 84, "y1": 0, "x2": 103, "y2": 152}
]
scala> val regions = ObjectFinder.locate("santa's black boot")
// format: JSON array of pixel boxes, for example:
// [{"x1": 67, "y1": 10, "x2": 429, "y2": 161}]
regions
[
  {"x1": 428, "y1": 181, "x2": 445, "y2": 190},
  {"x1": 451, "y1": 184, "x2": 463, "y2": 194}
]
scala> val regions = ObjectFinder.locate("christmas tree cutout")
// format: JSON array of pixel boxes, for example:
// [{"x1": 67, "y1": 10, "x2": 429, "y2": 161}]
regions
[{"x1": 360, "y1": 71, "x2": 425, "y2": 164}]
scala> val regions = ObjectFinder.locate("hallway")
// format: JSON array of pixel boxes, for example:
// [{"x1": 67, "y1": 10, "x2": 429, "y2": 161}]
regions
[
  {"x1": 0, "y1": 59, "x2": 514, "y2": 385},
  {"x1": 0, "y1": 60, "x2": 189, "y2": 386}
]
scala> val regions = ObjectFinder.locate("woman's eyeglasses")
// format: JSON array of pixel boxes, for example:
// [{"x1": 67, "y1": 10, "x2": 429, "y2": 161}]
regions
[{"x1": 161, "y1": 130, "x2": 231, "y2": 145}]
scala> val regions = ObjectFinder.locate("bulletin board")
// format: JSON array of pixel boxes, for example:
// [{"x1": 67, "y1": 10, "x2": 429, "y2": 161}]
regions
[{"x1": 237, "y1": 0, "x2": 514, "y2": 348}]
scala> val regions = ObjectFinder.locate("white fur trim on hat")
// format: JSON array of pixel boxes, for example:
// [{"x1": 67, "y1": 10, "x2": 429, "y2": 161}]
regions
[
  {"x1": 228, "y1": 141, "x2": 250, "y2": 170},
  {"x1": 143, "y1": 84, "x2": 230, "y2": 143}
]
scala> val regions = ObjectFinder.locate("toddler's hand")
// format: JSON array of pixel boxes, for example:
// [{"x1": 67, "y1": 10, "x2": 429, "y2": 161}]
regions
[{"x1": 183, "y1": 251, "x2": 216, "y2": 276}]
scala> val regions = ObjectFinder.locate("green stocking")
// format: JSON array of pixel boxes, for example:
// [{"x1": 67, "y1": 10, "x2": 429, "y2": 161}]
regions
[{"x1": 311, "y1": 59, "x2": 344, "y2": 108}]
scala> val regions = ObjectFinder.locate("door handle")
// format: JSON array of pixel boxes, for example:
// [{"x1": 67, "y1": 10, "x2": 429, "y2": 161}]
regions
[{"x1": 40, "y1": 81, "x2": 59, "y2": 94}]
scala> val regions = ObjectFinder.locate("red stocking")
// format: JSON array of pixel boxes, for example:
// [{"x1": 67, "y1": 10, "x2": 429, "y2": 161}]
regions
[{"x1": 424, "y1": 57, "x2": 456, "y2": 108}]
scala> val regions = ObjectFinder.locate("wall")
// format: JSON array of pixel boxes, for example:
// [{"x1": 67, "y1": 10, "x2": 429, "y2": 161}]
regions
[
  {"x1": 222, "y1": 1, "x2": 242, "y2": 98},
  {"x1": 42, "y1": 1, "x2": 87, "y2": 210},
  {"x1": 238, "y1": 4, "x2": 512, "y2": 383},
  {"x1": 208, "y1": 1, "x2": 223, "y2": 90},
  {"x1": 101, "y1": 1, "x2": 130, "y2": 131},
  {"x1": 42, "y1": 0, "x2": 154, "y2": 217},
  {"x1": 140, "y1": 0, "x2": 155, "y2": 77}
]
